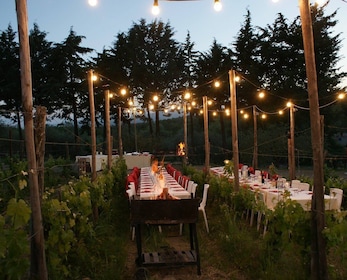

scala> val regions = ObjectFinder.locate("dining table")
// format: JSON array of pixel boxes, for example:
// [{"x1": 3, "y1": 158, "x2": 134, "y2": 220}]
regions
[
  {"x1": 138, "y1": 167, "x2": 191, "y2": 200},
  {"x1": 246, "y1": 180, "x2": 338, "y2": 211}
]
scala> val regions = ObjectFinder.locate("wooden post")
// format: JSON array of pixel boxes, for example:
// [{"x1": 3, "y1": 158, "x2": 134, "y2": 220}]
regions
[
  {"x1": 34, "y1": 106, "x2": 46, "y2": 198},
  {"x1": 203, "y1": 96, "x2": 210, "y2": 173},
  {"x1": 15, "y1": 0, "x2": 48, "y2": 278},
  {"x1": 118, "y1": 106, "x2": 123, "y2": 157},
  {"x1": 88, "y1": 70, "x2": 97, "y2": 181},
  {"x1": 299, "y1": 0, "x2": 327, "y2": 278},
  {"x1": 183, "y1": 102, "x2": 188, "y2": 166},
  {"x1": 105, "y1": 89, "x2": 111, "y2": 170},
  {"x1": 229, "y1": 70, "x2": 240, "y2": 191},
  {"x1": 252, "y1": 105, "x2": 258, "y2": 169},
  {"x1": 289, "y1": 104, "x2": 296, "y2": 180}
]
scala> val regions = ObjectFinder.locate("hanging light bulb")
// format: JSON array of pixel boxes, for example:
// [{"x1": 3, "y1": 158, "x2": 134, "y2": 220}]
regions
[
  {"x1": 214, "y1": 0, "x2": 222, "y2": 12},
  {"x1": 88, "y1": 0, "x2": 98, "y2": 7},
  {"x1": 152, "y1": 0, "x2": 160, "y2": 15}
]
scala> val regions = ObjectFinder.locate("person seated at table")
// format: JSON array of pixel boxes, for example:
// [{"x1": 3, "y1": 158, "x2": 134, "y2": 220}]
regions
[
  {"x1": 149, "y1": 157, "x2": 160, "y2": 183},
  {"x1": 150, "y1": 158, "x2": 159, "y2": 175}
]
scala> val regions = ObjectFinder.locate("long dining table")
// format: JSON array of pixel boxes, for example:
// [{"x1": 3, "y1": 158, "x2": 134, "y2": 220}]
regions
[
  {"x1": 245, "y1": 180, "x2": 338, "y2": 211},
  {"x1": 210, "y1": 166, "x2": 338, "y2": 211},
  {"x1": 138, "y1": 167, "x2": 191, "y2": 200}
]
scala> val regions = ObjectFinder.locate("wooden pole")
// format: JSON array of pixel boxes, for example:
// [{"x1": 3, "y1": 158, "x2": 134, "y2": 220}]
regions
[
  {"x1": 289, "y1": 104, "x2": 296, "y2": 180},
  {"x1": 203, "y1": 96, "x2": 210, "y2": 172},
  {"x1": 105, "y1": 89, "x2": 111, "y2": 170},
  {"x1": 229, "y1": 70, "x2": 240, "y2": 191},
  {"x1": 134, "y1": 111, "x2": 138, "y2": 152},
  {"x1": 183, "y1": 101, "x2": 188, "y2": 166},
  {"x1": 15, "y1": 0, "x2": 48, "y2": 278},
  {"x1": 34, "y1": 106, "x2": 47, "y2": 198},
  {"x1": 88, "y1": 70, "x2": 97, "y2": 181},
  {"x1": 118, "y1": 106, "x2": 123, "y2": 157},
  {"x1": 252, "y1": 105, "x2": 258, "y2": 169},
  {"x1": 299, "y1": 0, "x2": 327, "y2": 278}
]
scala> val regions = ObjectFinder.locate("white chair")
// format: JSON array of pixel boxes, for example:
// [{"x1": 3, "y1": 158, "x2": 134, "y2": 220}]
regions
[
  {"x1": 126, "y1": 183, "x2": 136, "y2": 240},
  {"x1": 291, "y1": 179, "x2": 300, "y2": 187},
  {"x1": 330, "y1": 188, "x2": 343, "y2": 211},
  {"x1": 199, "y1": 184, "x2": 210, "y2": 233},
  {"x1": 191, "y1": 183, "x2": 198, "y2": 199},
  {"x1": 187, "y1": 181, "x2": 197, "y2": 198},
  {"x1": 297, "y1": 182, "x2": 310, "y2": 191}
]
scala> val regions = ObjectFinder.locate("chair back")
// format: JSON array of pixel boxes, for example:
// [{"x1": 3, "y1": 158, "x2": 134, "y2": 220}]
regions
[
  {"x1": 191, "y1": 183, "x2": 198, "y2": 199},
  {"x1": 330, "y1": 188, "x2": 343, "y2": 210},
  {"x1": 126, "y1": 182, "x2": 136, "y2": 200},
  {"x1": 291, "y1": 179, "x2": 301, "y2": 188},
  {"x1": 200, "y1": 184, "x2": 209, "y2": 209},
  {"x1": 187, "y1": 180, "x2": 194, "y2": 193},
  {"x1": 298, "y1": 182, "x2": 310, "y2": 191}
]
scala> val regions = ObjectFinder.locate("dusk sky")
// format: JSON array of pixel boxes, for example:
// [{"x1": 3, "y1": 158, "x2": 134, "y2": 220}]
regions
[{"x1": 1, "y1": 0, "x2": 346, "y2": 87}]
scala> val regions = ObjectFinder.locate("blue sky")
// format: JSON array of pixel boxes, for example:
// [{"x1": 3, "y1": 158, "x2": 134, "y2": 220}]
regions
[{"x1": 1, "y1": 0, "x2": 346, "y2": 86}]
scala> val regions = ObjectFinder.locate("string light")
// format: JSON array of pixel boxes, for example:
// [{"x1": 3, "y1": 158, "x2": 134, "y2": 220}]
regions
[
  {"x1": 153, "y1": 95, "x2": 159, "y2": 102},
  {"x1": 152, "y1": 0, "x2": 160, "y2": 15},
  {"x1": 214, "y1": 80, "x2": 221, "y2": 88},
  {"x1": 258, "y1": 91, "x2": 265, "y2": 99},
  {"x1": 88, "y1": 0, "x2": 98, "y2": 7},
  {"x1": 214, "y1": 0, "x2": 222, "y2": 12}
]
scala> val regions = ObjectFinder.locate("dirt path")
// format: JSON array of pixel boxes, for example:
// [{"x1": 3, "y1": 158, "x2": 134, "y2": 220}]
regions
[{"x1": 122, "y1": 226, "x2": 246, "y2": 280}]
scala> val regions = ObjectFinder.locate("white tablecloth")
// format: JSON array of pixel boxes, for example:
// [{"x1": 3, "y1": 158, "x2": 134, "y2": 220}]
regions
[
  {"x1": 247, "y1": 182, "x2": 338, "y2": 211},
  {"x1": 139, "y1": 167, "x2": 191, "y2": 200},
  {"x1": 76, "y1": 154, "x2": 152, "y2": 171}
]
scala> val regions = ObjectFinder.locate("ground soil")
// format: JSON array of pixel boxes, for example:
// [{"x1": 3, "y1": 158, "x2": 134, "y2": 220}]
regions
[{"x1": 122, "y1": 228, "x2": 246, "y2": 280}]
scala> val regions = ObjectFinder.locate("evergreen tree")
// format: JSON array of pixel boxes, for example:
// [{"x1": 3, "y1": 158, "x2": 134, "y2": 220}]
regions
[
  {"x1": 48, "y1": 28, "x2": 93, "y2": 145},
  {"x1": 111, "y1": 19, "x2": 185, "y2": 142},
  {"x1": 29, "y1": 23, "x2": 54, "y2": 112},
  {"x1": 0, "y1": 25, "x2": 23, "y2": 146},
  {"x1": 195, "y1": 40, "x2": 233, "y2": 151}
]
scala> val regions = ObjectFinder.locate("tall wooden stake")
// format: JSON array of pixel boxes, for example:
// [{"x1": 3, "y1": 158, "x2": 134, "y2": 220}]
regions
[
  {"x1": 203, "y1": 96, "x2": 210, "y2": 173},
  {"x1": 183, "y1": 101, "x2": 188, "y2": 166},
  {"x1": 229, "y1": 70, "x2": 240, "y2": 191},
  {"x1": 34, "y1": 106, "x2": 47, "y2": 198},
  {"x1": 105, "y1": 89, "x2": 112, "y2": 170},
  {"x1": 252, "y1": 105, "x2": 258, "y2": 169},
  {"x1": 289, "y1": 104, "x2": 296, "y2": 181},
  {"x1": 299, "y1": 0, "x2": 327, "y2": 278},
  {"x1": 118, "y1": 106, "x2": 123, "y2": 158},
  {"x1": 15, "y1": 0, "x2": 48, "y2": 278},
  {"x1": 88, "y1": 70, "x2": 97, "y2": 181}
]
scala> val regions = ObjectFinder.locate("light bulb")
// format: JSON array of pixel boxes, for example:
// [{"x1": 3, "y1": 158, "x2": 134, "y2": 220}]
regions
[
  {"x1": 88, "y1": 0, "x2": 98, "y2": 7},
  {"x1": 214, "y1": 0, "x2": 222, "y2": 12},
  {"x1": 152, "y1": 0, "x2": 160, "y2": 15}
]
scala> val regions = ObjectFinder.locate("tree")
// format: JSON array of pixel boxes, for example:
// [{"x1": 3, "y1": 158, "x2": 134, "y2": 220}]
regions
[
  {"x1": 29, "y1": 23, "x2": 54, "y2": 112},
  {"x1": 48, "y1": 28, "x2": 93, "y2": 147},
  {"x1": 195, "y1": 40, "x2": 233, "y2": 151},
  {"x1": 181, "y1": 32, "x2": 200, "y2": 156},
  {"x1": 0, "y1": 25, "x2": 23, "y2": 147},
  {"x1": 111, "y1": 19, "x2": 185, "y2": 143},
  {"x1": 233, "y1": 10, "x2": 264, "y2": 109}
]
